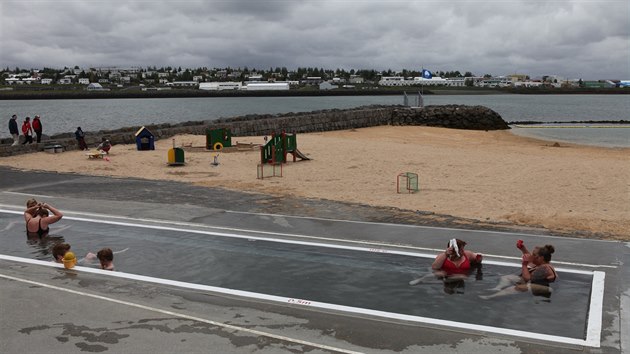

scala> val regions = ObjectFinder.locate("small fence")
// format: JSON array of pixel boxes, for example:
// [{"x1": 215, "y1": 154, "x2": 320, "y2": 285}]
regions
[
  {"x1": 257, "y1": 163, "x2": 283, "y2": 179},
  {"x1": 397, "y1": 172, "x2": 419, "y2": 193}
]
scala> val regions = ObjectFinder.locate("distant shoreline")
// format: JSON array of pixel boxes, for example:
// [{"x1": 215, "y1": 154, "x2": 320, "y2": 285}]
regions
[{"x1": 0, "y1": 87, "x2": 628, "y2": 100}]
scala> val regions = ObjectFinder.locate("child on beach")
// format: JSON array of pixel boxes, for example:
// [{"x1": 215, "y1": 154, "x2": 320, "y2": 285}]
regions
[{"x1": 97, "y1": 138, "x2": 111, "y2": 154}]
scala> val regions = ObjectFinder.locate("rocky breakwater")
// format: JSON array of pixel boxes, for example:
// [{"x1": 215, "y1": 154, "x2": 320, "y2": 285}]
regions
[{"x1": 391, "y1": 105, "x2": 509, "y2": 130}]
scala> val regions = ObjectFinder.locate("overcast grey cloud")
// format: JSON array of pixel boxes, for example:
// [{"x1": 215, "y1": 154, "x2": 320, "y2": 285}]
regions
[{"x1": 1, "y1": 0, "x2": 628, "y2": 79}]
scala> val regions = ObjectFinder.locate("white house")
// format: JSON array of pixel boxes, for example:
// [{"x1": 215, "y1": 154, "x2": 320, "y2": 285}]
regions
[
  {"x1": 379, "y1": 77, "x2": 408, "y2": 86},
  {"x1": 245, "y1": 82, "x2": 290, "y2": 91},
  {"x1": 168, "y1": 81, "x2": 198, "y2": 87},
  {"x1": 512, "y1": 81, "x2": 543, "y2": 88},
  {"x1": 41, "y1": 78, "x2": 53, "y2": 85},
  {"x1": 87, "y1": 83, "x2": 107, "y2": 91},
  {"x1": 302, "y1": 77, "x2": 323, "y2": 85},
  {"x1": 78, "y1": 78, "x2": 90, "y2": 84},
  {"x1": 199, "y1": 82, "x2": 242, "y2": 90},
  {"x1": 319, "y1": 82, "x2": 337, "y2": 90},
  {"x1": 446, "y1": 78, "x2": 466, "y2": 87},
  {"x1": 349, "y1": 75, "x2": 364, "y2": 84},
  {"x1": 412, "y1": 76, "x2": 448, "y2": 85},
  {"x1": 21, "y1": 77, "x2": 39, "y2": 84}
]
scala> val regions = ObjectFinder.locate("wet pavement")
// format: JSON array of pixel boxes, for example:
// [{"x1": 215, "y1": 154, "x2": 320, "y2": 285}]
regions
[{"x1": 0, "y1": 166, "x2": 628, "y2": 353}]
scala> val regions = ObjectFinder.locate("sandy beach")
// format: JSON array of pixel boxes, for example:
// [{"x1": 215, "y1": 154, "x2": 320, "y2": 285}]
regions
[{"x1": 2, "y1": 126, "x2": 628, "y2": 240}]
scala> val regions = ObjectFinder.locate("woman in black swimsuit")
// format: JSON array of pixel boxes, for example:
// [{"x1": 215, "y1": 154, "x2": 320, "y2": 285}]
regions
[
  {"x1": 24, "y1": 202, "x2": 63, "y2": 239},
  {"x1": 481, "y1": 243, "x2": 557, "y2": 299}
]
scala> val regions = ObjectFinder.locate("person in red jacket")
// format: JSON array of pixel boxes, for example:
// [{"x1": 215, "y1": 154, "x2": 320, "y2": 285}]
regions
[
  {"x1": 32, "y1": 115, "x2": 43, "y2": 143},
  {"x1": 21, "y1": 117, "x2": 33, "y2": 144}
]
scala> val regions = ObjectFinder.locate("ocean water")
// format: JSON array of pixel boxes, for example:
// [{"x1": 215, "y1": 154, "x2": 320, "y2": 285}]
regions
[{"x1": 1, "y1": 94, "x2": 628, "y2": 147}]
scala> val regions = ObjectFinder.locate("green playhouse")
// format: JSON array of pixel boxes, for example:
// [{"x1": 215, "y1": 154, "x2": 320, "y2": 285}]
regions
[
  {"x1": 206, "y1": 128, "x2": 232, "y2": 150},
  {"x1": 260, "y1": 130, "x2": 310, "y2": 164},
  {"x1": 167, "y1": 139, "x2": 185, "y2": 166}
]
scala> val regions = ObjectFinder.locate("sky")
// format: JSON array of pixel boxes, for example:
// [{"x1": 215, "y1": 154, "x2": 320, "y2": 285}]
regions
[{"x1": 1, "y1": 0, "x2": 628, "y2": 80}]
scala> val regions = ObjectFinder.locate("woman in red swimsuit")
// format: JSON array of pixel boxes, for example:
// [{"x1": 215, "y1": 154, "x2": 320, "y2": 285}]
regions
[
  {"x1": 432, "y1": 238, "x2": 482, "y2": 276},
  {"x1": 421, "y1": 239, "x2": 481, "y2": 293}
]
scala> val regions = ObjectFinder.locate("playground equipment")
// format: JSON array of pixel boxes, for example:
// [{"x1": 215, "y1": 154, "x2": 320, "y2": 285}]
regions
[
  {"x1": 167, "y1": 139, "x2": 185, "y2": 166},
  {"x1": 210, "y1": 153, "x2": 219, "y2": 167},
  {"x1": 135, "y1": 126, "x2": 155, "y2": 150},
  {"x1": 206, "y1": 128, "x2": 232, "y2": 151},
  {"x1": 397, "y1": 172, "x2": 419, "y2": 193},
  {"x1": 260, "y1": 130, "x2": 310, "y2": 164},
  {"x1": 257, "y1": 162, "x2": 282, "y2": 179},
  {"x1": 86, "y1": 151, "x2": 107, "y2": 159}
]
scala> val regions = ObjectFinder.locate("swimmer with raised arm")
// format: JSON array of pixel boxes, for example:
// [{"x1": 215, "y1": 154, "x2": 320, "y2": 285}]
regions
[
  {"x1": 481, "y1": 241, "x2": 557, "y2": 299},
  {"x1": 431, "y1": 238, "x2": 482, "y2": 277},
  {"x1": 24, "y1": 202, "x2": 63, "y2": 238}
]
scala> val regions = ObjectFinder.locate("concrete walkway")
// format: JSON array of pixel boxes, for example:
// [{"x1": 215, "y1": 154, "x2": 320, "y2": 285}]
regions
[{"x1": 0, "y1": 167, "x2": 628, "y2": 353}]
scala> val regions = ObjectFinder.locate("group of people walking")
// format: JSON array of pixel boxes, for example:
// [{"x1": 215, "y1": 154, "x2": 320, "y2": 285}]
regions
[
  {"x1": 9, "y1": 114, "x2": 43, "y2": 145},
  {"x1": 8, "y1": 115, "x2": 112, "y2": 153}
]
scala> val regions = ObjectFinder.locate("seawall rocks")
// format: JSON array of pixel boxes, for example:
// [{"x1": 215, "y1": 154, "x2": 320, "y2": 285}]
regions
[{"x1": 391, "y1": 105, "x2": 509, "y2": 130}]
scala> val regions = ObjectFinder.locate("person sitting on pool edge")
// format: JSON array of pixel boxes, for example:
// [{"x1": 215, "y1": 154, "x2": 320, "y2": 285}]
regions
[{"x1": 481, "y1": 241, "x2": 557, "y2": 299}]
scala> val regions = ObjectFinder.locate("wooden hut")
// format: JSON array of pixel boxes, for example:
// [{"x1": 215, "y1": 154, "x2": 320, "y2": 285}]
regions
[{"x1": 135, "y1": 126, "x2": 155, "y2": 150}]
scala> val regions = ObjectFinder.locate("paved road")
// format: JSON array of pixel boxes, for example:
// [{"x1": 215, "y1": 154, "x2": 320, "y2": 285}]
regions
[{"x1": 0, "y1": 166, "x2": 628, "y2": 353}]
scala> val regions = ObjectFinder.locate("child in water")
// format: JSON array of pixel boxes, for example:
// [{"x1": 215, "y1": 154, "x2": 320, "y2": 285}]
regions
[
  {"x1": 52, "y1": 243, "x2": 71, "y2": 263},
  {"x1": 85, "y1": 248, "x2": 115, "y2": 270}
]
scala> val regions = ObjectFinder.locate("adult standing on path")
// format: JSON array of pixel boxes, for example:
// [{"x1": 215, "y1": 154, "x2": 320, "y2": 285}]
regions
[
  {"x1": 32, "y1": 115, "x2": 43, "y2": 143},
  {"x1": 8, "y1": 114, "x2": 19, "y2": 146},
  {"x1": 21, "y1": 117, "x2": 33, "y2": 145},
  {"x1": 75, "y1": 126, "x2": 88, "y2": 150}
]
